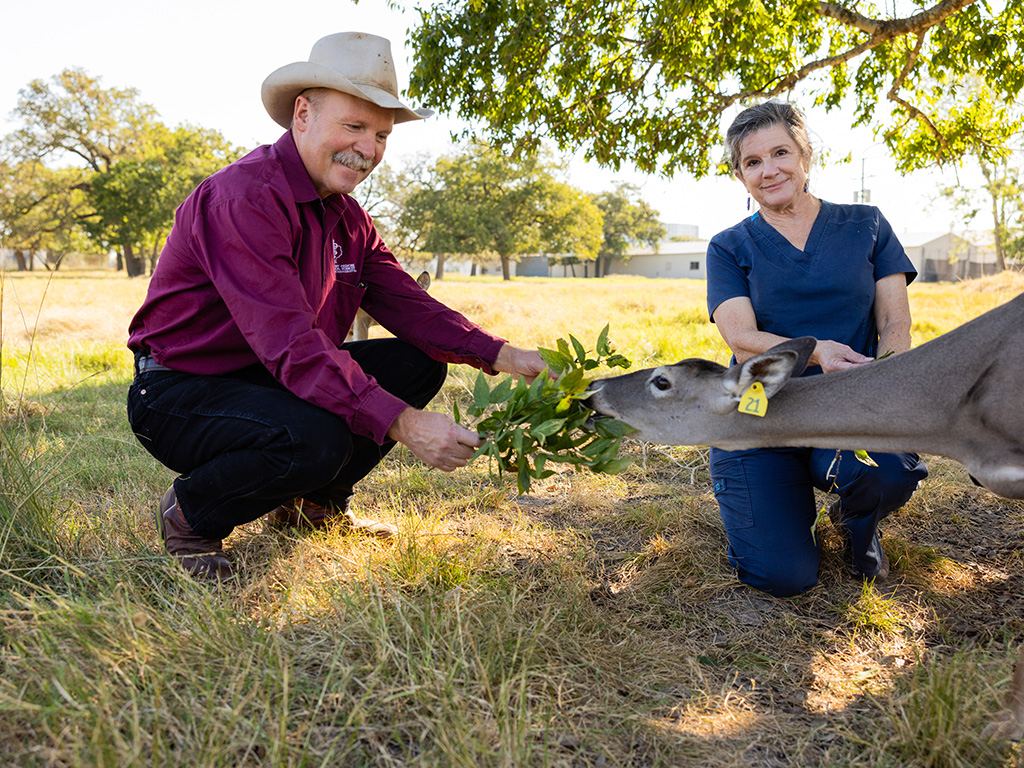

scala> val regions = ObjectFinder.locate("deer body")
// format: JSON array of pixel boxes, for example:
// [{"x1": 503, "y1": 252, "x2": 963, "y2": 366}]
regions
[{"x1": 587, "y1": 293, "x2": 1024, "y2": 498}]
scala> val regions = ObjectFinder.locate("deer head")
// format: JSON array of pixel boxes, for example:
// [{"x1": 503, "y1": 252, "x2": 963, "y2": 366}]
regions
[{"x1": 586, "y1": 337, "x2": 815, "y2": 444}]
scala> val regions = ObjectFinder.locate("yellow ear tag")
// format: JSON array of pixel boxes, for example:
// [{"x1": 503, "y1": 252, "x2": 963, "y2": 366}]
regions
[{"x1": 738, "y1": 382, "x2": 768, "y2": 417}]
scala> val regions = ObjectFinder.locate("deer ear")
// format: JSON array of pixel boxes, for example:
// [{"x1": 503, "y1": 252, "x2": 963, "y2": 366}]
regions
[{"x1": 715, "y1": 348, "x2": 804, "y2": 412}]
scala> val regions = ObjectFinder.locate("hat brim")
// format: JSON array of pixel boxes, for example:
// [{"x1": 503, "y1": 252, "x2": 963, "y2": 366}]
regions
[{"x1": 261, "y1": 61, "x2": 434, "y2": 128}]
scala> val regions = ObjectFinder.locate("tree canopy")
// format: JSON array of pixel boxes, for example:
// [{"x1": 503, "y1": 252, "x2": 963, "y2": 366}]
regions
[
  {"x1": 591, "y1": 184, "x2": 665, "y2": 278},
  {"x1": 407, "y1": 0, "x2": 1024, "y2": 178},
  {"x1": 401, "y1": 142, "x2": 603, "y2": 279},
  {"x1": 2, "y1": 69, "x2": 245, "y2": 275}
]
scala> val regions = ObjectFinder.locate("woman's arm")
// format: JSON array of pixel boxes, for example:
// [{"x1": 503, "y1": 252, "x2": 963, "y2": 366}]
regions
[
  {"x1": 713, "y1": 296, "x2": 872, "y2": 372},
  {"x1": 712, "y1": 296, "x2": 789, "y2": 363},
  {"x1": 873, "y1": 272, "x2": 913, "y2": 356}
]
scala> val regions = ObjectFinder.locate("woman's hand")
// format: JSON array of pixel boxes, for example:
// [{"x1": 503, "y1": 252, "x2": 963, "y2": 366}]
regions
[{"x1": 812, "y1": 340, "x2": 873, "y2": 373}]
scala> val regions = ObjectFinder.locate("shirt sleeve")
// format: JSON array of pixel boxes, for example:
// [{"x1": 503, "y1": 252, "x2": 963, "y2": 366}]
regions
[
  {"x1": 356, "y1": 227, "x2": 508, "y2": 368},
  {"x1": 706, "y1": 228, "x2": 752, "y2": 322},
  {"x1": 872, "y1": 209, "x2": 918, "y2": 285}
]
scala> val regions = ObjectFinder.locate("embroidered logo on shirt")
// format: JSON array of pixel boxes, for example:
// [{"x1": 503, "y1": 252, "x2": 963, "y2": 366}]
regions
[{"x1": 332, "y1": 239, "x2": 356, "y2": 274}]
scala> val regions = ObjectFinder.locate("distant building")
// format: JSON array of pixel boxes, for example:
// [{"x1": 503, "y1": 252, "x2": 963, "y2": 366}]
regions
[
  {"x1": 608, "y1": 239, "x2": 710, "y2": 279},
  {"x1": 899, "y1": 232, "x2": 999, "y2": 282},
  {"x1": 0, "y1": 248, "x2": 112, "y2": 270},
  {"x1": 663, "y1": 222, "x2": 700, "y2": 240}
]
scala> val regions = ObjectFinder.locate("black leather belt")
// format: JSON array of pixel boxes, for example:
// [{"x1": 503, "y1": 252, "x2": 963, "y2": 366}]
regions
[{"x1": 135, "y1": 354, "x2": 172, "y2": 374}]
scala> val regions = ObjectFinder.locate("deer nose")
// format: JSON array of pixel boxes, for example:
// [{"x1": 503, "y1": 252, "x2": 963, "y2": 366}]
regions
[{"x1": 652, "y1": 375, "x2": 672, "y2": 391}]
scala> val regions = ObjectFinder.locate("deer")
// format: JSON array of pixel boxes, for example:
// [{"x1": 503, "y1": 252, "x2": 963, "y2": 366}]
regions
[
  {"x1": 588, "y1": 293, "x2": 1024, "y2": 742},
  {"x1": 586, "y1": 292, "x2": 1024, "y2": 499},
  {"x1": 346, "y1": 270, "x2": 431, "y2": 342}
]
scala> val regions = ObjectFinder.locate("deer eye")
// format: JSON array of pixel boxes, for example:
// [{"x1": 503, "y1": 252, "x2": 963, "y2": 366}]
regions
[{"x1": 651, "y1": 375, "x2": 672, "y2": 391}]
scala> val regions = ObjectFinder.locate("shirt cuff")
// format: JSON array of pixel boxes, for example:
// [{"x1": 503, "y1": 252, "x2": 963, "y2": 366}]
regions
[{"x1": 351, "y1": 386, "x2": 410, "y2": 445}]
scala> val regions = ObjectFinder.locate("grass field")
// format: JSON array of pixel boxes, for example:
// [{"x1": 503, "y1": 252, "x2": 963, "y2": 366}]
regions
[{"x1": 1, "y1": 268, "x2": 1023, "y2": 767}]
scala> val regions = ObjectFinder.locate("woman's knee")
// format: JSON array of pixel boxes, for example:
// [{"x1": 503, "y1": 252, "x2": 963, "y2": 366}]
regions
[
  {"x1": 732, "y1": 550, "x2": 819, "y2": 597},
  {"x1": 839, "y1": 452, "x2": 928, "y2": 515}
]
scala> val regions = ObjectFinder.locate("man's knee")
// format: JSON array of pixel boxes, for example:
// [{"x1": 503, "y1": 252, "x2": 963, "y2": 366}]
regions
[{"x1": 275, "y1": 417, "x2": 353, "y2": 491}]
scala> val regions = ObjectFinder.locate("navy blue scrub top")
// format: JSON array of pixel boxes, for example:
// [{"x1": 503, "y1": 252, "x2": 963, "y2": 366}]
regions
[{"x1": 706, "y1": 201, "x2": 917, "y2": 375}]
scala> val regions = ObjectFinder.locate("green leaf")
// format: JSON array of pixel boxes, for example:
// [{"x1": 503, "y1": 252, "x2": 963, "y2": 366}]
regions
[
  {"x1": 557, "y1": 367, "x2": 587, "y2": 394},
  {"x1": 531, "y1": 418, "x2": 566, "y2": 438},
  {"x1": 594, "y1": 418, "x2": 635, "y2": 438},
  {"x1": 592, "y1": 457, "x2": 633, "y2": 475},
  {"x1": 538, "y1": 347, "x2": 570, "y2": 373},
  {"x1": 606, "y1": 354, "x2": 631, "y2": 369},
  {"x1": 489, "y1": 375, "x2": 513, "y2": 405},
  {"x1": 570, "y1": 334, "x2": 587, "y2": 365},
  {"x1": 517, "y1": 464, "x2": 531, "y2": 495},
  {"x1": 854, "y1": 449, "x2": 879, "y2": 467},
  {"x1": 473, "y1": 372, "x2": 491, "y2": 413},
  {"x1": 596, "y1": 324, "x2": 611, "y2": 356},
  {"x1": 556, "y1": 337, "x2": 572, "y2": 361},
  {"x1": 455, "y1": 327, "x2": 635, "y2": 491}
]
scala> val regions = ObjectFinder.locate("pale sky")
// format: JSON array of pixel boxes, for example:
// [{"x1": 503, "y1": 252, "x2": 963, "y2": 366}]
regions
[{"x1": 2, "y1": 0, "x2": 977, "y2": 240}]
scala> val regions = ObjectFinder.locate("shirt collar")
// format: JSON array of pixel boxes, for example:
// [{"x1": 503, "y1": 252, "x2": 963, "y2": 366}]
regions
[{"x1": 273, "y1": 130, "x2": 322, "y2": 205}]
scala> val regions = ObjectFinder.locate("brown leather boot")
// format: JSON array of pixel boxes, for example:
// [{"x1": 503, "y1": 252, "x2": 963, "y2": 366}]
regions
[
  {"x1": 157, "y1": 486, "x2": 234, "y2": 580},
  {"x1": 267, "y1": 499, "x2": 397, "y2": 538}
]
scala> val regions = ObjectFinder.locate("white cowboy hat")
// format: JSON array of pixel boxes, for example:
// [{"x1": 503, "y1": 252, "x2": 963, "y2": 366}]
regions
[{"x1": 261, "y1": 32, "x2": 434, "y2": 128}]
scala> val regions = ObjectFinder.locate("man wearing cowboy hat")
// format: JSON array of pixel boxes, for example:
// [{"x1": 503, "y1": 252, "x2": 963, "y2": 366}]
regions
[{"x1": 126, "y1": 32, "x2": 545, "y2": 580}]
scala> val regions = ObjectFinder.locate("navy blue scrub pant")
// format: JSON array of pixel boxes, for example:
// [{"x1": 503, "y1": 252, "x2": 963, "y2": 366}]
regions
[
  {"x1": 709, "y1": 446, "x2": 928, "y2": 597},
  {"x1": 126, "y1": 339, "x2": 447, "y2": 541}
]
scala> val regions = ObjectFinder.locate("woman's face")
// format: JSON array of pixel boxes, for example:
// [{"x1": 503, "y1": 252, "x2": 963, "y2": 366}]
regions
[{"x1": 735, "y1": 123, "x2": 810, "y2": 212}]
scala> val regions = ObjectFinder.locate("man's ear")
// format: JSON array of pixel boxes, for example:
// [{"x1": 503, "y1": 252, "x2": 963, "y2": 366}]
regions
[{"x1": 292, "y1": 94, "x2": 312, "y2": 132}]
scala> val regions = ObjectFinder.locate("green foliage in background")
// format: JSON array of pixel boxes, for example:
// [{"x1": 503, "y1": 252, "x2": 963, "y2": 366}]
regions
[
  {"x1": 457, "y1": 325, "x2": 633, "y2": 494},
  {"x1": 407, "y1": 0, "x2": 1024, "y2": 176}
]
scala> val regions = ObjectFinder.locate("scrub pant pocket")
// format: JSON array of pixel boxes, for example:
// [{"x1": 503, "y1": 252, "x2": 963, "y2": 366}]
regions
[{"x1": 710, "y1": 446, "x2": 821, "y2": 597}]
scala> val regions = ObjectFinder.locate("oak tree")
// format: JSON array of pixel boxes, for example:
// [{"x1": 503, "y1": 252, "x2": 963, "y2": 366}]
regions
[
  {"x1": 407, "y1": 0, "x2": 1024, "y2": 177},
  {"x1": 402, "y1": 142, "x2": 602, "y2": 279}
]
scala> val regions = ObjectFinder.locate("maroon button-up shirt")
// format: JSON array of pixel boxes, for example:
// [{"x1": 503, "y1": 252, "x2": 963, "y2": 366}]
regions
[{"x1": 128, "y1": 131, "x2": 506, "y2": 444}]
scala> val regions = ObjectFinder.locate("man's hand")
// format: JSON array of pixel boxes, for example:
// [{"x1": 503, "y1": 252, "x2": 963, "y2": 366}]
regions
[
  {"x1": 387, "y1": 408, "x2": 483, "y2": 472},
  {"x1": 493, "y1": 343, "x2": 547, "y2": 383},
  {"x1": 812, "y1": 340, "x2": 873, "y2": 373}
]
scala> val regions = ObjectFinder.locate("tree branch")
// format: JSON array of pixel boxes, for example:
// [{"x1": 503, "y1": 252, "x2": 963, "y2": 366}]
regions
[
  {"x1": 725, "y1": 0, "x2": 980, "y2": 109},
  {"x1": 817, "y1": 0, "x2": 979, "y2": 36},
  {"x1": 886, "y1": 32, "x2": 947, "y2": 154}
]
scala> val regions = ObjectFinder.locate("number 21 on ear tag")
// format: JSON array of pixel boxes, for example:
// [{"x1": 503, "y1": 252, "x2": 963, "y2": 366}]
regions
[{"x1": 739, "y1": 382, "x2": 768, "y2": 417}]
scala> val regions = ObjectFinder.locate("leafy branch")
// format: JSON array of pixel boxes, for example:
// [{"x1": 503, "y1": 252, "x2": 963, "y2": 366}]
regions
[{"x1": 456, "y1": 325, "x2": 634, "y2": 495}]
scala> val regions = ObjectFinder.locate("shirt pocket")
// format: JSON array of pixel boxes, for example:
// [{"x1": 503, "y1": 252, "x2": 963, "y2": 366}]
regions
[{"x1": 317, "y1": 280, "x2": 367, "y2": 345}]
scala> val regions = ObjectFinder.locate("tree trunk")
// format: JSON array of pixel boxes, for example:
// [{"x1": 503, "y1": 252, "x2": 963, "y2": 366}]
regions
[
  {"x1": 980, "y1": 159, "x2": 1008, "y2": 272},
  {"x1": 434, "y1": 253, "x2": 446, "y2": 281},
  {"x1": 470, "y1": 261, "x2": 477, "y2": 277},
  {"x1": 501, "y1": 255, "x2": 511, "y2": 281},
  {"x1": 14, "y1": 250, "x2": 27, "y2": 271},
  {"x1": 124, "y1": 243, "x2": 146, "y2": 278}
]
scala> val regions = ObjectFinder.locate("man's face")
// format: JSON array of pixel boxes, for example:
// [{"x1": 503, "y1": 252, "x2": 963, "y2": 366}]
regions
[{"x1": 292, "y1": 90, "x2": 394, "y2": 198}]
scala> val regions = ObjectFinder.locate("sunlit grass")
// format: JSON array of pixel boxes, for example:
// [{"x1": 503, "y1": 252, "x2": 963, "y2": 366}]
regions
[{"x1": 0, "y1": 268, "x2": 1022, "y2": 766}]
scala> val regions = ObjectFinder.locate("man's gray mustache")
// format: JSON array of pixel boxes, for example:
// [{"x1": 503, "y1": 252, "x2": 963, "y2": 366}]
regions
[{"x1": 332, "y1": 151, "x2": 373, "y2": 171}]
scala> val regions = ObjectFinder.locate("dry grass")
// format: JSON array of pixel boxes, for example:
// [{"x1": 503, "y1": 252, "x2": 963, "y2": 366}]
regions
[{"x1": 1, "y1": 268, "x2": 1023, "y2": 766}]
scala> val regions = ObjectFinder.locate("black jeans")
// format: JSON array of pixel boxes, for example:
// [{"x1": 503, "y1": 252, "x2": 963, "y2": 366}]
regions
[{"x1": 127, "y1": 339, "x2": 447, "y2": 539}]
